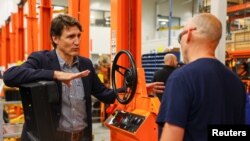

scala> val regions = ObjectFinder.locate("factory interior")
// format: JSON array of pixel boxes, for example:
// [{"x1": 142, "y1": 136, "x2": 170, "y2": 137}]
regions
[{"x1": 0, "y1": 0, "x2": 250, "y2": 141}]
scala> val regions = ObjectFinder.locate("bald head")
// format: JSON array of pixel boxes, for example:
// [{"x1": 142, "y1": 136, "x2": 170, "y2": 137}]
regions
[
  {"x1": 191, "y1": 13, "x2": 222, "y2": 44},
  {"x1": 164, "y1": 53, "x2": 177, "y2": 67},
  {"x1": 180, "y1": 13, "x2": 222, "y2": 64}
]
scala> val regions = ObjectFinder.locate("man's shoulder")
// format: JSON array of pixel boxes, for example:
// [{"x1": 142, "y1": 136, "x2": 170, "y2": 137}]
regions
[
  {"x1": 77, "y1": 56, "x2": 93, "y2": 67},
  {"x1": 78, "y1": 56, "x2": 91, "y2": 62},
  {"x1": 28, "y1": 50, "x2": 57, "y2": 62},
  {"x1": 30, "y1": 50, "x2": 53, "y2": 56},
  {"x1": 168, "y1": 65, "x2": 191, "y2": 81},
  {"x1": 155, "y1": 68, "x2": 164, "y2": 74}
]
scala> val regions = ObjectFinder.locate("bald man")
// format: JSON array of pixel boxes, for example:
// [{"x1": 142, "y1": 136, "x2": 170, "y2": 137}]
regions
[
  {"x1": 152, "y1": 53, "x2": 177, "y2": 101},
  {"x1": 157, "y1": 13, "x2": 246, "y2": 141}
]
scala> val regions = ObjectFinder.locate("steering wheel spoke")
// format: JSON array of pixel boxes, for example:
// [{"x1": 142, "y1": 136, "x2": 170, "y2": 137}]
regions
[{"x1": 114, "y1": 64, "x2": 129, "y2": 76}]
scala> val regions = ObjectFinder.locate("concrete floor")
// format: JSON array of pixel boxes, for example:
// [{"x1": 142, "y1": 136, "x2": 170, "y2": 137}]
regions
[{"x1": 93, "y1": 123, "x2": 110, "y2": 141}]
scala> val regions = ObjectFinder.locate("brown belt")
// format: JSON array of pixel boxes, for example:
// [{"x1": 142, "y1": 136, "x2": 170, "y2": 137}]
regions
[{"x1": 55, "y1": 130, "x2": 84, "y2": 141}]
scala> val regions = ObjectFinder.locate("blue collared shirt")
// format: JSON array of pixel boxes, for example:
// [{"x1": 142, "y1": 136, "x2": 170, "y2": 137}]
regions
[{"x1": 56, "y1": 50, "x2": 87, "y2": 132}]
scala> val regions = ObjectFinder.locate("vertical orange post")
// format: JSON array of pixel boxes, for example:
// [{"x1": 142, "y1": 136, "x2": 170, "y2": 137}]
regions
[
  {"x1": 0, "y1": 29, "x2": 2, "y2": 65},
  {"x1": 10, "y1": 14, "x2": 16, "y2": 64},
  {"x1": 14, "y1": 12, "x2": 20, "y2": 62},
  {"x1": 68, "y1": 0, "x2": 79, "y2": 18},
  {"x1": 108, "y1": 2, "x2": 159, "y2": 140},
  {"x1": 110, "y1": 0, "x2": 126, "y2": 87},
  {"x1": 1, "y1": 26, "x2": 7, "y2": 68},
  {"x1": 18, "y1": 4, "x2": 25, "y2": 61},
  {"x1": 111, "y1": 0, "x2": 141, "y2": 67},
  {"x1": 5, "y1": 21, "x2": 10, "y2": 67},
  {"x1": 27, "y1": 0, "x2": 38, "y2": 55},
  {"x1": 132, "y1": 0, "x2": 142, "y2": 66},
  {"x1": 79, "y1": 0, "x2": 90, "y2": 58},
  {"x1": 108, "y1": 2, "x2": 159, "y2": 141},
  {"x1": 110, "y1": 0, "x2": 142, "y2": 87},
  {"x1": 68, "y1": 0, "x2": 90, "y2": 58},
  {"x1": 9, "y1": 13, "x2": 15, "y2": 63},
  {"x1": 9, "y1": 32, "x2": 15, "y2": 63},
  {"x1": 40, "y1": 0, "x2": 52, "y2": 50}
]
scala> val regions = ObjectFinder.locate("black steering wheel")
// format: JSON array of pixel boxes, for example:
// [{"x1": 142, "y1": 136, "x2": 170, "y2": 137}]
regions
[{"x1": 111, "y1": 50, "x2": 137, "y2": 104}]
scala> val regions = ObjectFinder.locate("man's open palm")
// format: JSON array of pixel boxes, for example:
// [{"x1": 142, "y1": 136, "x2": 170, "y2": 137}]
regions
[{"x1": 54, "y1": 70, "x2": 90, "y2": 87}]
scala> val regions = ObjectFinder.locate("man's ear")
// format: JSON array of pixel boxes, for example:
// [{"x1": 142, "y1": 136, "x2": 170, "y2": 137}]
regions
[
  {"x1": 186, "y1": 27, "x2": 196, "y2": 43},
  {"x1": 187, "y1": 29, "x2": 192, "y2": 43},
  {"x1": 52, "y1": 36, "x2": 59, "y2": 45}
]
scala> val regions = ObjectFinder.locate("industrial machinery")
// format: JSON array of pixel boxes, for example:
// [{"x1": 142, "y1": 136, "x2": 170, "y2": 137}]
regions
[
  {"x1": 103, "y1": 0, "x2": 161, "y2": 140},
  {"x1": 104, "y1": 50, "x2": 160, "y2": 141}
]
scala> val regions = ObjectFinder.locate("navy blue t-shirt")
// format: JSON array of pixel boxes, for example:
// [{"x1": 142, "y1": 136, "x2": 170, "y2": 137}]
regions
[{"x1": 157, "y1": 58, "x2": 245, "y2": 141}]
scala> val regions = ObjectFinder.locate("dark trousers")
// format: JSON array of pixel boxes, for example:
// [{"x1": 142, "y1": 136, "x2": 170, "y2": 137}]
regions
[{"x1": 21, "y1": 123, "x2": 92, "y2": 141}]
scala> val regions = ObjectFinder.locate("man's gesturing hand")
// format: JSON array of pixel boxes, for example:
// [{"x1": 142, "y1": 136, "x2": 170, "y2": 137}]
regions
[
  {"x1": 146, "y1": 82, "x2": 165, "y2": 94},
  {"x1": 53, "y1": 70, "x2": 90, "y2": 87}
]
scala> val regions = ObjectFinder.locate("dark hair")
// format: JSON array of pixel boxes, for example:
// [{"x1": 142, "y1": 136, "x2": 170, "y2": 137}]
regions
[{"x1": 50, "y1": 14, "x2": 82, "y2": 48}]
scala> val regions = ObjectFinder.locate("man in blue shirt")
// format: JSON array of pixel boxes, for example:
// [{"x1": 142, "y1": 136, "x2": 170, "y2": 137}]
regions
[{"x1": 157, "y1": 13, "x2": 246, "y2": 141}]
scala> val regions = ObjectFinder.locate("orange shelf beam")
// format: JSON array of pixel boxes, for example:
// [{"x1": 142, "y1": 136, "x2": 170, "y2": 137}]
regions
[
  {"x1": 227, "y1": 2, "x2": 250, "y2": 13},
  {"x1": 228, "y1": 49, "x2": 250, "y2": 58}
]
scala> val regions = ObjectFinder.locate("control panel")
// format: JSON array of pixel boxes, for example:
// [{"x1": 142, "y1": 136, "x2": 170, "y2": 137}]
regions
[{"x1": 108, "y1": 110, "x2": 145, "y2": 133}]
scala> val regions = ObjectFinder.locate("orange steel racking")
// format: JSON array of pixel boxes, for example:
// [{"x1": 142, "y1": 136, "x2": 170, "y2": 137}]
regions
[
  {"x1": 5, "y1": 20, "x2": 10, "y2": 67},
  {"x1": 227, "y1": 2, "x2": 250, "y2": 21},
  {"x1": 1, "y1": 22, "x2": 9, "y2": 68},
  {"x1": 1, "y1": 0, "x2": 90, "y2": 68},
  {"x1": 11, "y1": 13, "x2": 17, "y2": 64},
  {"x1": 227, "y1": 49, "x2": 250, "y2": 58},
  {"x1": 17, "y1": 4, "x2": 25, "y2": 62},
  {"x1": 27, "y1": 0, "x2": 38, "y2": 55},
  {"x1": 39, "y1": 0, "x2": 52, "y2": 51},
  {"x1": 227, "y1": 2, "x2": 250, "y2": 13},
  {"x1": 1, "y1": 25, "x2": 7, "y2": 68}
]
